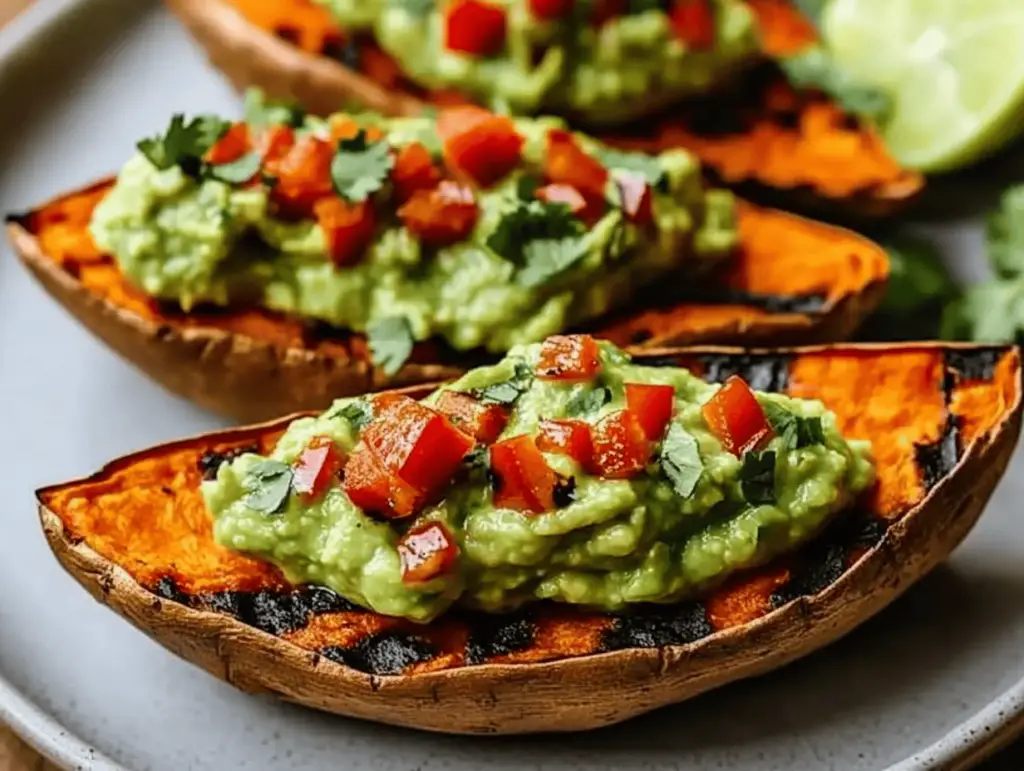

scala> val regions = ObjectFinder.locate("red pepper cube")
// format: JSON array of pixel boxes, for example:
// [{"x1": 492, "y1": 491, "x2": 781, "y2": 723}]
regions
[
  {"x1": 342, "y1": 443, "x2": 424, "y2": 519},
  {"x1": 701, "y1": 376, "x2": 775, "y2": 456},
  {"x1": 537, "y1": 419, "x2": 593, "y2": 466},
  {"x1": 439, "y1": 106, "x2": 524, "y2": 188},
  {"x1": 445, "y1": 0, "x2": 508, "y2": 57},
  {"x1": 265, "y1": 134, "x2": 335, "y2": 219},
  {"x1": 528, "y1": 0, "x2": 575, "y2": 20},
  {"x1": 535, "y1": 183, "x2": 587, "y2": 216},
  {"x1": 490, "y1": 435, "x2": 558, "y2": 514},
  {"x1": 435, "y1": 390, "x2": 509, "y2": 444},
  {"x1": 669, "y1": 0, "x2": 716, "y2": 49},
  {"x1": 398, "y1": 521, "x2": 459, "y2": 584},
  {"x1": 544, "y1": 129, "x2": 609, "y2": 216},
  {"x1": 613, "y1": 171, "x2": 654, "y2": 226},
  {"x1": 205, "y1": 123, "x2": 252, "y2": 166},
  {"x1": 398, "y1": 181, "x2": 479, "y2": 246},
  {"x1": 364, "y1": 396, "x2": 476, "y2": 496},
  {"x1": 314, "y1": 197, "x2": 377, "y2": 267},
  {"x1": 292, "y1": 435, "x2": 345, "y2": 503},
  {"x1": 590, "y1": 410, "x2": 651, "y2": 479},
  {"x1": 536, "y1": 334, "x2": 602, "y2": 381},
  {"x1": 254, "y1": 124, "x2": 296, "y2": 164},
  {"x1": 625, "y1": 383, "x2": 675, "y2": 441},
  {"x1": 392, "y1": 141, "x2": 442, "y2": 203}
]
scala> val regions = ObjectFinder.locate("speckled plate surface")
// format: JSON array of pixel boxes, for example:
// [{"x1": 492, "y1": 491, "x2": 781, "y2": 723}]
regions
[{"x1": 3, "y1": 1, "x2": 1024, "y2": 769}]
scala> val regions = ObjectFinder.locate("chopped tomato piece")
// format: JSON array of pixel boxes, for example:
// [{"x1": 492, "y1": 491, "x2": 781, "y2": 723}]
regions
[
  {"x1": 536, "y1": 335, "x2": 601, "y2": 381},
  {"x1": 343, "y1": 443, "x2": 424, "y2": 518},
  {"x1": 536, "y1": 184, "x2": 587, "y2": 216},
  {"x1": 702, "y1": 376, "x2": 775, "y2": 456},
  {"x1": 544, "y1": 129, "x2": 608, "y2": 218},
  {"x1": 435, "y1": 390, "x2": 509, "y2": 444},
  {"x1": 328, "y1": 114, "x2": 384, "y2": 144},
  {"x1": 613, "y1": 171, "x2": 654, "y2": 226},
  {"x1": 591, "y1": 0, "x2": 626, "y2": 25},
  {"x1": 528, "y1": 0, "x2": 575, "y2": 20},
  {"x1": 490, "y1": 435, "x2": 558, "y2": 514},
  {"x1": 253, "y1": 124, "x2": 296, "y2": 165},
  {"x1": 445, "y1": 0, "x2": 507, "y2": 57},
  {"x1": 537, "y1": 419, "x2": 593, "y2": 465},
  {"x1": 314, "y1": 197, "x2": 377, "y2": 267},
  {"x1": 590, "y1": 410, "x2": 651, "y2": 478},
  {"x1": 364, "y1": 396, "x2": 476, "y2": 497},
  {"x1": 398, "y1": 521, "x2": 459, "y2": 584},
  {"x1": 393, "y1": 142, "x2": 442, "y2": 202},
  {"x1": 264, "y1": 134, "x2": 334, "y2": 218},
  {"x1": 292, "y1": 435, "x2": 345, "y2": 503},
  {"x1": 205, "y1": 123, "x2": 252, "y2": 165},
  {"x1": 625, "y1": 383, "x2": 675, "y2": 440},
  {"x1": 438, "y1": 106, "x2": 524, "y2": 188},
  {"x1": 398, "y1": 181, "x2": 479, "y2": 246},
  {"x1": 669, "y1": 0, "x2": 716, "y2": 49}
]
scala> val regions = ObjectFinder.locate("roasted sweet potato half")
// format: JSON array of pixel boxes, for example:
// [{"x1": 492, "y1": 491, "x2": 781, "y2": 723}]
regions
[
  {"x1": 163, "y1": 0, "x2": 923, "y2": 219},
  {"x1": 37, "y1": 344, "x2": 1022, "y2": 734},
  {"x1": 7, "y1": 180, "x2": 887, "y2": 423}
]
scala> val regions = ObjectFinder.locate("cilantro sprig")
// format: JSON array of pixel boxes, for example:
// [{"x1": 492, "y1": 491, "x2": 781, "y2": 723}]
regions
[
  {"x1": 762, "y1": 402, "x2": 825, "y2": 452},
  {"x1": 472, "y1": 362, "x2": 534, "y2": 405},
  {"x1": 367, "y1": 316, "x2": 415, "y2": 377},
  {"x1": 740, "y1": 451, "x2": 777, "y2": 505},
  {"x1": 244, "y1": 459, "x2": 294, "y2": 515},
  {"x1": 137, "y1": 114, "x2": 230, "y2": 175},
  {"x1": 779, "y1": 46, "x2": 891, "y2": 124},
  {"x1": 488, "y1": 199, "x2": 588, "y2": 287},
  {"x1": 330, "y1": 130, "x2": 394, "y2": 203},
  {"x1": 660, "y1": 424, "x2": 704, "y2": 498}
]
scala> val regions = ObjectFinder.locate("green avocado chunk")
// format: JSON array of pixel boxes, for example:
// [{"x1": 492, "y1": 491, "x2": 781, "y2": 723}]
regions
[{"x1": 203, "y1": 339, "x2": 875, "y2": 623}]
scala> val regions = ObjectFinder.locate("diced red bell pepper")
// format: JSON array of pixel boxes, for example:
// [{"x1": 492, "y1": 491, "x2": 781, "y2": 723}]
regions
[
  {"x1": 701, "y1": 376, "x2": 775, "y2": 456},
  {"x1": 537, "y1": 419, "x2": 593, "y2": 466},
  {"x1": 613, "y1": 171, "x2": 654, "y2": 226},
  {"x1": 590, "y1": 410, "x2": 651, "y2": 478},
  {"x1": 205, "y1": 123, "x2": 252, "y2": 165},
  {"x1": 253, "y1": 124, "x2": 296, "y2": 163},
  {"x1": 398, "y1": 181, "x2": 479, "y2": 246},
  {"x1": 445, "y1": 0, "x2": 508, "y2": 57},
  {"x1": 669, "y1": 0, "x2": 716, "y2": 49},
  {"x1": 314, "y1": 197, "x2": 377, "y2": 267},
  {"x1": 536, "y1": 334, "x2": 602, "y2": 381},
  {"x1": 591, "y1": 0, "x2": 626, "y2": 25},
  {"x1": 265, "y1": 134, "x2": 334, "y2": 219},
  {"x1": 364, "y1": 396, "x2": 476, "y2": 497},
  {"x1": 435, "y1": 390, "x2": 509, "y2": 444},
  {"x1": 625, "y1": 383, "x2": 675, "y2": 441},
  {"x1": 489, "y1": 435, "x2": 558, "y2": 514},
  {"x1": 528, "y1": 0, "x2": 575, "y2": 20},
  {"x1": 343, "y1": 443, "x2": 424, "y2": 518},
  {"x1": 292, "y1": 435, "x2": 345, "y2": 503},
  {"x1": 438, "y1": 107, "x2": 524, "y2": 188},
  {"x1": 544, "y1": 130, "x2": 608, "y2": 218},
  {"x1": 398, "y1": 521, "x2": 459, "y2": 584},
  {"x1": 392, "y1": 142, "x2": 442, "y2": 203},
  {"x1": 535, "y1": 184, "x2": 587, "y2": 216}
]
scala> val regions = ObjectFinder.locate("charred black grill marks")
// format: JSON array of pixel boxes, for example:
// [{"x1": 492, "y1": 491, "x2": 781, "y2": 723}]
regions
[
  {"x1": 197, "y1": 445, "x2": 259, "y2": 481},
  {"x1": 320, "y1": 633, "x2": 436, "y2": 676},
  {"x1": 464, "y1": 611, "x2": 536, "y2": 665},
  {"x1": 699, "y1": 353, "x2": 791, "y2": 393},
  {"x1": 945, "y1": 348, "x2": 1004, "y2": 382},
  {"x1": 915, "y1": 415, "x2": 960, "y2": 492},
  {"x1": 599, "y1": 603, "x2": 712, "y2": 652}
]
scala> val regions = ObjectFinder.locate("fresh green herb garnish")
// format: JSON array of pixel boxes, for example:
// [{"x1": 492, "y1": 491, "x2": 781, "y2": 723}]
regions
[
  {"x1": 137, "y1": 114, "x2": 229, "y2": 173},
  {"x1": 515, "y1": 174, "x2": 541, "y2": 201},
  {"x1": 740, "y1": 451, "x2": 777, "y2": 505},
  {"x1": 330, "y1": 130, "x2": 395, "y2": 203},
  {"x1": 463, "y1": 445, "x2": 490, "y2": 472},
  {"x1": 779, "y1": 46, "x2": 891, "y2": 123},
  {"x1": 595, "y1": 148, "x2": 666, "y2": 190},
  {"x1": 206, "y1": 152, "x2": 263, "y2": 185},
  {"x1": 660, "y1": 424, "x2": 704, "y2": 498},
  {"x1": 565, "y1": 386, "x2": 612, "y2": 417},
  {"x1": 881, "y1": 235, "x2": 960, "y2": 314},
  {"x1": 487, "y1": 200, "x2": 585, "y2": 263},
  {"x1": 389, "y1": 0, "x2": 435, "y2": 16},
  {"x1": 244, "y1": 459, "x2": 294, "y2": 515},
  {"x1": 332, "y1": 400, "x2": 373, "y2": 429},
  {"x1": 473, "y1": 362, "x2": 534, "y2": 405},
  {"x1": 367, "y1": 316, "x2": 415, "y2": 377},
  {"x1": 517, "y1": 237, "x2": 590, "y2": 288},
  {"x1": 243, "y1": 89, "x2": 306, "y2": 129},
  {"x1": 762, "y1": 402, "x2": 825, "y2": 451}
]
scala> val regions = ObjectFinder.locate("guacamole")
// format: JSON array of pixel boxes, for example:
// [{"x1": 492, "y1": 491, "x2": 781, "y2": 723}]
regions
[
  {"x1": 204, "y1": 337, "x2": 875, "y2": 623},
  {"x1": 90, "y1": 107, "x2": 736, "y2": 362},
  {"x1": 319, "y1": 0, "x2": 762, "y2": 124}
]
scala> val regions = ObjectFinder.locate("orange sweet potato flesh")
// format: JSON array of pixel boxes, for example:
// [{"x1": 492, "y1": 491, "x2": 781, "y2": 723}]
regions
[
  {"x1": 19, "y1": 180, "x2": 888, "y2": 370},
  {"x1": 37, "y1": 345, "x2": 1022, "y2": 673},
  {"x1": 219, "y1": 0, "x2": 922, "y2": 214}
]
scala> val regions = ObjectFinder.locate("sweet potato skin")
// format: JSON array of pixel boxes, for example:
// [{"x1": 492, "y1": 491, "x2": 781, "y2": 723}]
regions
[
  {"x1": 6, "y1": 180, "x2": 887, "y2": 423},
  {"x1": 35, "y1": 345, "x2": 1023, "y2": 733}
]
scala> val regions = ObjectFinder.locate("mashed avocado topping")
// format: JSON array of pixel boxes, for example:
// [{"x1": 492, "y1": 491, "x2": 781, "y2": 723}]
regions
[
  {"x1": 318, "y1": 0, "x2": 761, "y2": 123},
  {"x1": 203, "y1": 336, "x2": 875, "y2": 623},
  {"x1": 90, "y1": 102, "x2": 736, "y2": 368}
]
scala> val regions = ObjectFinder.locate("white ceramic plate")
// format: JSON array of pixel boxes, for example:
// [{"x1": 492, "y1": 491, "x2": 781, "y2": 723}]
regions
[{"x1": 3, "y1": 1, "x2": 1024, "y2": 769}]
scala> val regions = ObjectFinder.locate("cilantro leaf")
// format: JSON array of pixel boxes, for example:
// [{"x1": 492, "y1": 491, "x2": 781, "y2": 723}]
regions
[
  {"x1": 515, "y1": 174, "x2": 541, "y2": 201},
  {"x1": 330, "y1": 400, "x2": 373, "y2": 429},
  {"x1": 779, "y1": 46, "x2": 891, "y2": 123},
  {"x1": 137, "y1": 114, "x2": 230, "y2": 173},
  {"x1": 595, "y1": 147, "x2": 665, "y2": 189},
  {"x1": 389, "y1": 0, "x2": 435, "y2": 15},
  {"x1": 565, "y1": 386, "x2": 611, "y2": 418},
  {"x1": 243, "y1": 89, "x2": 306, "y2": 129},
  {"x1": 206, "y1": 152, "x2": 262, "y2": 185},
  {"x1": 473, "y1": 362, "x2": 534, "y2": 405},
  {"x1": 463, "y1": 445, "x2": 490, "y2": 472},
  {"x1": 762, "y1": 402, "x2": 825, "y2": 451},
  {"x1": 486, "y1": 200, "x2": 585, "y2": 264},
  {"x1": 660, "y1": 424, "x2": 704, "y2": 498},
  {"x1": 244, "y1": 459, "x2": 294, "y2": 515},
  {"x1": 330, "y1": 130, "x2": 395, "y2": 203},
  {"x1": 367, "y1": 316, "x2": 414, "y2": 377},
  {"x1": 988, "y1": 186, "x2": 1024, "y2": 279},
  {"x1": 516, "y1": 237, "x2": 590, "y2": 288},
  {"x1": 881, "y1": 235, "x2": 959, "y2": 314},
  {"x1": 740, "y1": 451, "x2": 777, "y2": 505}
]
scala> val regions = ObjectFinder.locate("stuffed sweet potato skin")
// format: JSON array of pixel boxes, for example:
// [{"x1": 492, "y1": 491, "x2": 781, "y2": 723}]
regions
[{"x1": 36, "y1": 345, "x2": 1022, "y2": 733}]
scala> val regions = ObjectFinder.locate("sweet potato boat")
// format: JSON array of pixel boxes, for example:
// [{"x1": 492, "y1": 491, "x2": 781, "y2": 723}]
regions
[
  {"x1": 163, "y1": 0, "x2": 924, "y2": 218},
  {"x1": 7, "y1": 179, "x2": 888, "y2": 423},
  {"x1": 37, "y1": 343, "x2": 1022, "y2": 733}
]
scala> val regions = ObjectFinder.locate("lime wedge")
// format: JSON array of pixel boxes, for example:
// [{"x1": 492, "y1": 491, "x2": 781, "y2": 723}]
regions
[{"x1": 821, "y1": 0, "x2": 1024, "y2": 173}]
